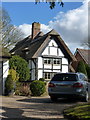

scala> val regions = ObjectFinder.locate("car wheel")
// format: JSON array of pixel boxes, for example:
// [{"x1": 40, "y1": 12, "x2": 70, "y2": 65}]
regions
[
  {"x1": 82, "y1": 91, "x2": 89, "y2": 102},
  {"x1": 50, "y1": 97, "x2": 57, "y2": 102}
]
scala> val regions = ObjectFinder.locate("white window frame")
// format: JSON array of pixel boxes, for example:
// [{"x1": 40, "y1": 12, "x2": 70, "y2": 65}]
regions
[
  {"x1": 44, "y1": 58, "x2": 51, "y2": 64},
  {"x1": 53, "y1": 58, "x2": 61, "y2": 65},
  {"x1": 44, "y1": 72, "x2": 51, "y2": 80}
]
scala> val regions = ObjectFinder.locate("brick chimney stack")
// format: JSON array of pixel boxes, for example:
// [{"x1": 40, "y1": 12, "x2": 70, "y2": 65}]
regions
[{"x1": 32, "y1": 22, "x2": 41, "y2": 39}]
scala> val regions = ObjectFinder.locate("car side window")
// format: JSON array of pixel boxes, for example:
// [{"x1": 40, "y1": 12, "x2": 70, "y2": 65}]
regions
[
  {"x1": 79, "y1": 74, "x2": 84, "y2": 81},
  {"x1": 79, "y1": 74, "x2": 88, "y2": 81},
  {"x1": 84, "y1": 75, "x2": 88, "y2": 81}
]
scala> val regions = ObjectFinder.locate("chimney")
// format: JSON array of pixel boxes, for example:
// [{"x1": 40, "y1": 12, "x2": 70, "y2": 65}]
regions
[{"x1": 32, "y1": 22, "x2": 41, "y2": 39}]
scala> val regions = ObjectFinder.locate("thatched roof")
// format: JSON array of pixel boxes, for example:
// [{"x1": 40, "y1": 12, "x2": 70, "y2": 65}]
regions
[{"x1": 10, "y1": 29, "x2": 76, "y2": 62}]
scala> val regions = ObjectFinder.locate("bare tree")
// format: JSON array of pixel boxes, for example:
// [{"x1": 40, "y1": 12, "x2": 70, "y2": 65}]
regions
[
  {"x1": 0, "y1": 8, "x2": 25, "y2": 52},
  {"x1": 82, "y1": 37, "x2": 90, "y2": 49}
]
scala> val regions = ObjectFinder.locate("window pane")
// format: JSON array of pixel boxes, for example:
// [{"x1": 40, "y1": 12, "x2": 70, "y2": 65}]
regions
[
  {"x1": 54, "y1": 59, "x2": 56, "y2": 64},
  {"x1": 48, "y1": 59, "x2": 51, "y2": 64},
  {"x1": 48, "y1": 73, "x2": 50, "y2": 79},
  {"x1": 53, "y1": 59, "x2": 61, "y2": 65},
  {"x1": 44, "y1": 59, "x2": 47, "y2": 64},
  {"x1": 44, "y1": 58, "x2": 51, "y2": 64},
  {"x1": 44, "y1": 72, "x2": 51, "y2": 80},
  {"x1": 57, "y1": 60, "x2": 60, "y2": 64},
  {"x1": 45, "y1": 73, "x2": 47, "y2": 79}
]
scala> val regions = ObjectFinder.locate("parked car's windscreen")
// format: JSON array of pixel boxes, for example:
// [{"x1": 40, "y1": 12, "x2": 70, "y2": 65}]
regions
[{"x1": 51, "y1": 74, "x2": 78, "y2": 81}]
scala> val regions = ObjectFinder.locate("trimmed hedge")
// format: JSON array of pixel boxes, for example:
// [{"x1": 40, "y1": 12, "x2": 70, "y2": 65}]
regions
[{"x1": 30, "y1": 80, "x2": 46, "y2": 96}]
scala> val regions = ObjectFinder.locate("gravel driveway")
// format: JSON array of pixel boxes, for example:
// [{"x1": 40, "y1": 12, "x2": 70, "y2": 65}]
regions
[{"x1": 0, "y1": 95, "x2": 82, "y2": 120}]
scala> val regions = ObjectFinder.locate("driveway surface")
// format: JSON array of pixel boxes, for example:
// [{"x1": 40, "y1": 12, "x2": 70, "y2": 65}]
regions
[{"x1": 0, "y1": 95, "x2": 83, "y2": 120}]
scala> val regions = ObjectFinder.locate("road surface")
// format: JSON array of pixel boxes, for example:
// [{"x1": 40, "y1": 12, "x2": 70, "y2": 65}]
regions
[{"x1": 0, "y1": 95, "x2": 84, "y2": 120}]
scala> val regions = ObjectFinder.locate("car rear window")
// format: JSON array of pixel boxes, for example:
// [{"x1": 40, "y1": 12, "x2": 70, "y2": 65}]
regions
[{"x1": 51, "y1": 74, "x2": 78, "y2": 81}]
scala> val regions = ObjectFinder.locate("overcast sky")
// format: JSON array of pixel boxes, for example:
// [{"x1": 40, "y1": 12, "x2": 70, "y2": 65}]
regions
[{"x1": 2, "y1": 0, "x2": 89, "y2": 53}]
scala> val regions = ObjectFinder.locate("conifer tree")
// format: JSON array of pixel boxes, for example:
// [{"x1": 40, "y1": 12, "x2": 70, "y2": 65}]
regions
[{"x1": 76, "y1": 61, "x2": 87, "y2": 75}]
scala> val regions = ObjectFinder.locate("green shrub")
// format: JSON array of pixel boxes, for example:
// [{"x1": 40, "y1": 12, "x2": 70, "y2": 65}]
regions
[
  {"x1": 76, "y1": 61, "x2": 87, "y2": 75},
  {"x1": 5, "y1": 75, "x2": 14, "y2": 95},
  {"x1": 9, "y1": 69, "x2": 19, "y2": 82},
  {"x1": 39, "y1": 78, "x2": 47, "y2": 85},
  {"x1": 15, "y1": 82, "x2": 31, "y2": 96},
  {"x1": 39, "y1": 78, "x2": 45, "y2": 81},
  {"x1": 30, "y1": 80, "x2": 46, "y2": 96},
  {"x1": 85, "y1": 64, "x2": 90, "y2": 82},
  {"x1": 9, "y1": 55, "x2": 30, "y2": 81}
]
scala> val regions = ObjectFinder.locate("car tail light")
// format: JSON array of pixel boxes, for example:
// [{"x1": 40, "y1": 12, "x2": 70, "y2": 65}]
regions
[
  {"x1": 72, "y1": 83, "x2": 83, "y2": 88},
  {"x1": 48, "y1": 83, "x2": 55, "y2": 87}
]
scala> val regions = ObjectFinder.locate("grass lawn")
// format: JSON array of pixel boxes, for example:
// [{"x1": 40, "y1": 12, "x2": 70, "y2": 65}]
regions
[{"x1": 63, "y1": 102, "x2": 90, "y2": 120}]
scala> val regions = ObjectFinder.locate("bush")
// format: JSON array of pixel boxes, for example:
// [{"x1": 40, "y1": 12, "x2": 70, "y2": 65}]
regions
[
  {"x1": 9, "y1": 55, "x2": 30, "y2": 81},
  {"x1": 15, "y1": 82, "x2": 31, "y2": 96},
  {"x1": 76, "y1": 61, "x2": 87, "y2": 75},
  {"x1": 5, "y1": 75, "x2": 14, "y2": 95},
  {"x1": 30, "y1": 80, "x2": 46, "y2": 96},
  {"x1": 39, "y1": 78, "x2": 45, "y2": 81},
  {"x1": 9, "y1": 69, "x2": 19, "y2": 82},
  {"x1": 85, "y1": 64, "x2": 90, "y2": 82},
  {"x1": 39, "y1": 78, "x2": 47, "y2": 85}
]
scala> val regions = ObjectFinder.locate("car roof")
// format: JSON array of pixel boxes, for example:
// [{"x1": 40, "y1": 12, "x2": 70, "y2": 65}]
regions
[
  {"x1": 55, "y1": 72, "x2": 77, "y2": 75},
  {"x1": 55, "y1": 72, "x2": 85, "y2": 76}
]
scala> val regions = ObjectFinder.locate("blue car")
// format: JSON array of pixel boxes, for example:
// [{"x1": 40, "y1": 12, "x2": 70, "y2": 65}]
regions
[{"x1": 48, "y1": 73, "x2": 89, "y2": 102}]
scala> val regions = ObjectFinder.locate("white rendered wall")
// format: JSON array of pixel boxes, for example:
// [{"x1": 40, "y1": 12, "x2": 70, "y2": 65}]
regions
[
  {"x1": 38, "y1": 57, "x2": 43, "y2": 68},
  {"x1": 44, "y1": 69, "x2": 52, "y2": 72},
  {"x1": 62, "y1": 58, "x2": 68, "y2": 73},
  {"x1": 42, "y1": 47, "x2": 48, "y2": 56},
  {"x1": 42, "y1": 39, "x2": 64, "y2": 57},
  {"x1": 3, "y1": 60, "x2": 9, "y2": 94},
  {"x1": 30, "y1": 39, "x2": 69, "y2": 80},
  {"x1": 44, "y1": 64, "x2": 52, "y2": 69},
  {"x1": 38, "y1": 57, "x2": 43, "y2": 80},
  {"x1": 62, "y1": 65, "x2": 68, "y2": 73},
  {"x1": 38, "y1": 70, "x2": 43, "y2": 80},
  {"x1": 41, "y1": 39, "x2": 69, "y2": 79},
  {"x1": 58, "y1": 49, "x2": 64, "y2": 57},
  {"x1": 50, "y1": 47, "x2": 57, "y2": 56},
  {"x1": 62, "y1": 58, "x2": 68, "y2": 64},
  {"x1": 48, "y1": 40, "x2": 58, "y2": 47},
  {"x1": 53, "y1": 65, "x2": 61, "y2": 69}
]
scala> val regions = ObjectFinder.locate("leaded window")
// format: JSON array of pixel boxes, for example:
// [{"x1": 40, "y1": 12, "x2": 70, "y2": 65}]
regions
[
  {"x1": 44, "y1": 58, "x2": 51, "y2": 64},
  {"x1": 44, "y1": 72, "x2": 51, "y2": 80},
  {"x1": 53, "y1": 59, "x2": 61, "y2": 65}
]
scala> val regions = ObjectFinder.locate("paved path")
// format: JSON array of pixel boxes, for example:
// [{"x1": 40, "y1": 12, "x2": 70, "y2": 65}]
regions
[{"x1": 0, "y1": 95, "x2": 82, "y2": 120}]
